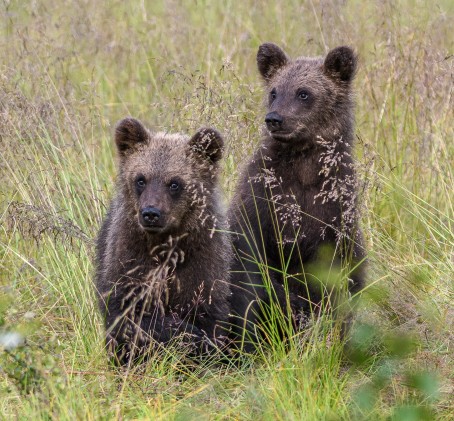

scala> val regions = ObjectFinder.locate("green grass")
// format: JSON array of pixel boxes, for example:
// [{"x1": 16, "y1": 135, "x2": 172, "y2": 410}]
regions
[{"x1": 1, "y1": 0, "x2": 453, "y2": 419}]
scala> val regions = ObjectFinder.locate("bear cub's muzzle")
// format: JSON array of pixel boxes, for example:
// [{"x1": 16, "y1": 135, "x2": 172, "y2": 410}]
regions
[
  {"x1": 139, "y1": 206, "x2": 164, "y2": 231},
  {"x1": 265, "y1": 111, "x2": 284, "y2": 132}
]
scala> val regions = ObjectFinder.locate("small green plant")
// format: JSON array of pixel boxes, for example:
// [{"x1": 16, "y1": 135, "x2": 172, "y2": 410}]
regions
[{"x1": 0, "y1": 295, "x2": 65, "y2": 399}]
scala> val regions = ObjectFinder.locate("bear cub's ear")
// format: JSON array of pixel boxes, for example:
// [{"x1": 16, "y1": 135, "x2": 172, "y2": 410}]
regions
[
  {"x1": 257, "y1": 43, "x2": 289, "y2": 82},
  {"x1": 115, "y1": 117, "x2": 149, "y2": 155},
  {"x1": 324, "y1": 46, "x2": 357, "y2": 82},
  {"x1": 189, "y1": 128, "x2": 224, "y2": 163}
]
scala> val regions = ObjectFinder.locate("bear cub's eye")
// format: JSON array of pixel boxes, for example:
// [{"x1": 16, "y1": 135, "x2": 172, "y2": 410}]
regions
[
  {"x1": 136, "y1": 175, "x2": 146, "y2": 190},
  {"x1": 270, "y1": 89, "x2": 277, "y2": 101},
  {"x1": 297, "y1": 90, "x2": 310, "y2": 101},
  {"x1": 169, "y1": 180, "x2": 180, "y2": 192}
]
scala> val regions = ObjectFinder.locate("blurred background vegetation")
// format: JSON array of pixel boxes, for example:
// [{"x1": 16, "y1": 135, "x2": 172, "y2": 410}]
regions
[{"x1": 1, "y1": 0, "x2": 452, "y2": 419}]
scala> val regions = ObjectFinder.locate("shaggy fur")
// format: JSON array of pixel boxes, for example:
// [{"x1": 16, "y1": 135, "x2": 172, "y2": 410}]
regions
[
  {"x1": 229, "y1": 44, "x2": 366, "y2": 352},
  {"x1": 95, "y1": 118, "x2": 231, "y2": 365}
]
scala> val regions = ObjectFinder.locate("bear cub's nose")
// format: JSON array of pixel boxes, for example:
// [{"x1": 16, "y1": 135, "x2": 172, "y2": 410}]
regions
[
  {"x1": 265, "y1": 112, "x2": 283, "y2": 131},
  {"x1": 141, "y1": 207, "x2": 161, "y2": 225}
]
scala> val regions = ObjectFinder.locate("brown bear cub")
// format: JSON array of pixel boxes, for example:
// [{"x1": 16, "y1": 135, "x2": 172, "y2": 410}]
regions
[
  {"x1": 229, "y1": 43, "x2": 366, "y2": 352},
  {"x1": 95, "y1": 118, "x2": 231, "y2": 365}
]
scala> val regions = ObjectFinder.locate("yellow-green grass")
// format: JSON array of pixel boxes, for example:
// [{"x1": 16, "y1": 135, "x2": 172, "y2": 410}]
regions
[{"x1": 1, "y1": 0, "x2": 452, "y2": 419}]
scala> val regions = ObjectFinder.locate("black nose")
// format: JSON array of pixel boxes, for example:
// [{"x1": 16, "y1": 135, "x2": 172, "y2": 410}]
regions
[
  {"x1": 141, "y1": 207, "x2": 161, "y2": 225},
  {"x1": 265, "y1": 112, "x2": 283, "y2": 131}
]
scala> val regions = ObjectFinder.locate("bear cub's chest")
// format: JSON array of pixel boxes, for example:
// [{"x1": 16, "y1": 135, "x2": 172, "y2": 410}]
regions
[{"x1": 271, "y1": 150, "x2": 321, "y2": 193}]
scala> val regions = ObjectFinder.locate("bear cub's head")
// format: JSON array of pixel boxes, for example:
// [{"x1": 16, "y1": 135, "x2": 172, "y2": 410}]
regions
[
  {"x1": 114, "y1": 118, "x2": 224, "y2": 235},
  {"x1": 257, "y1": 43, "x2": 357, "y2": 143}
]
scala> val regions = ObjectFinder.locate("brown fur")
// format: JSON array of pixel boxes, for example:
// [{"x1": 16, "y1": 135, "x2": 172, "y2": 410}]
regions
[
  {"x1": 229, "y1": 44, "x2": 366, "y2": 351},
  {"x1": 95, "y1": 118, "x2": 231, "y2": 365}
]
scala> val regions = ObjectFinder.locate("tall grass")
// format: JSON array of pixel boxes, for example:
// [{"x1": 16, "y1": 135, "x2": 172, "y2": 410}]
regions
[{"x1": 1, "y1": 0, "x2": 452, "y2": 419}]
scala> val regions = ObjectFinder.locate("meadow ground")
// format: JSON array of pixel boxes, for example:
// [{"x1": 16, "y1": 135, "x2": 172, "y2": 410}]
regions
[{"x1": 1, "y1": 0, "x2": 453, "y2": 419}]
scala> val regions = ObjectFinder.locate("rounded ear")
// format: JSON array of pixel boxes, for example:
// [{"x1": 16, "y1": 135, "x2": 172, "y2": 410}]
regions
[
  {"x1": 323, "y1": 46, "x2": 357, "y2": 82},
  {"x1": 257, "y1": 43, "x2": 289, "y2": 82},
  {"x1": 189, "y1": 127, "x2": 224, "y2": 163},
  {"x1": 115, "y1": 118, "x2": 149, "y2": 155}
]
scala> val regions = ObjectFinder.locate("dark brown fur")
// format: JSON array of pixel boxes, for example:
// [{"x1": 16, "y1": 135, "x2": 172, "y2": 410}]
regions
[
  {"x1": 95, "y1": 118, "x2": 231, "y2": 365},
  {"x1": 229, "y1": 44, "x2": 366, "y2": 351}
]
